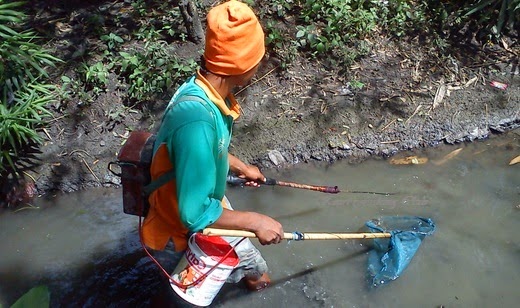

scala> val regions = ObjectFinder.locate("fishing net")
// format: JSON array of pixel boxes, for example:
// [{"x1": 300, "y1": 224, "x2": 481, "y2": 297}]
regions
[{"x1": 365, "y1": 216, "x2": 435, "y2": 287}]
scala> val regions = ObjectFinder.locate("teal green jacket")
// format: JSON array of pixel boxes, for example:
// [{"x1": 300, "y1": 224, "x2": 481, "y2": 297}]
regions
[{"x1": 152, "y1": 76, "x2": 233, "y2": 232}]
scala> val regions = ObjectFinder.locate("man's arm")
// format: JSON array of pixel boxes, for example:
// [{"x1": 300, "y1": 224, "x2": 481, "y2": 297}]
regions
[{"x1": 224, "y1": 153, "x2": 283, "y2": 244}]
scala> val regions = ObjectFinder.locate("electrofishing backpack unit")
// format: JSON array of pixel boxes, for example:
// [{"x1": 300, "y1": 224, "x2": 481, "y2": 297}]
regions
[
  {"x1": 108, "y1": 130, "x2": 183, "y2": 217},
  {"x1": 108, "y1": 131, "x2": 157, "y2": 216},
  {"x1": 108, "y1": 95, "x2": 213, "y2": 217}
]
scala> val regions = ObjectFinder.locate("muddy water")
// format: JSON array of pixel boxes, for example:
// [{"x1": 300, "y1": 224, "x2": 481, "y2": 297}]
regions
[{"x1": 1, "y1": 132, "x2": 519, "y2": 307}]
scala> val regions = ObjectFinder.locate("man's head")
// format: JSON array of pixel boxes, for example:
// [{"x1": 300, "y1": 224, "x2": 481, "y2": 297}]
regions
[{"x1": 204, "y1": 0, "x2": 265, "y2": 76}]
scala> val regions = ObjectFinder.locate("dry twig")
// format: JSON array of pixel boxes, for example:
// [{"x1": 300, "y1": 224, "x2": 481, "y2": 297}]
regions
[
  {"x1": 42, "y1": 128, "x2": 52, "y2": 141},
  {"x1": 83, "y1": 158, "x2": 100, "y2": 182},
  {"x1": 22, "y1": 171, "x2": 37, "y2": 183},
  {"x1": 235, "y1": 66, "x2": 278, "y2": 96},
  {"x1": 380, "y1": 119, "x2": 397, "y2": 132},
  {"x1": 69, "y1": 149, "x2": 93, "y2": 158},
  {"x1": 405, "y1": 105, "x2": 423, "y2": 125}
]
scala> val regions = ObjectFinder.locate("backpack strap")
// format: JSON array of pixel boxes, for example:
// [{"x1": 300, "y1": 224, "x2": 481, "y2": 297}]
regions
[{"x1": 142, "y1": 95, "x2": 215, "y2": 197}]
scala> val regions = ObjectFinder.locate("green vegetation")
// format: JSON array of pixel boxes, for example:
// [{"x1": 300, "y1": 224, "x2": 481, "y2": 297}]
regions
[
  {"x1": 0, "y1": 0, "x2": 60, "y2": 183},
  {"x1": 117, "y1": 43, "x2": 197, "y2": 102},
  {"x1": 77, "y1": 44, "x2": 197, "y2": 104},
  {"x1": 1, "y1": 0, "x2": 518, "y2": 206},
  {"x1": 10, "y1": 285, "x2": 50, "y2": 308},
  {"x1": 256, "y1": 0, "x2": 519, "y2": 68},
  {"x1": 465, "y1": 0, "x2": 520, "y2": 37},
  {"x1": 61, "y1": 0, "x2": 197, "y2": 107}
]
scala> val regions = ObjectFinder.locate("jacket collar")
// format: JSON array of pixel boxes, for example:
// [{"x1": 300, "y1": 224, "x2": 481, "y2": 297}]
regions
[{"x1": 195, "y1": 70, "x2": 241, "y2": 120}]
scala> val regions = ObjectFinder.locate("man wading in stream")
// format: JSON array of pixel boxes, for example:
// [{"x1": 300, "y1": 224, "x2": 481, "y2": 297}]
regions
[{"x1": 141, "y1": 0, "x2": 284, "y2": 305}]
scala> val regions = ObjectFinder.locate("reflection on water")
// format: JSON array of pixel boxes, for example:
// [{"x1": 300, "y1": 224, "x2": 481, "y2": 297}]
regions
[{"x1": 0, "y1": 131, "x2": 519, "y2": 307}]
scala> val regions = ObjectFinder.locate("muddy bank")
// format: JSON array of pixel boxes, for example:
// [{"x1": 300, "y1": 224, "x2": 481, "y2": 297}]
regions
[
  {"x1": 31, "y1": 50, "x2": 518, "y2": 196},
  {"x1": 10, "y1": 1, "x2": 516, "y2": 197},
  {"x1": 231, "y1": 56, "x2": 519, "y2": 169}
]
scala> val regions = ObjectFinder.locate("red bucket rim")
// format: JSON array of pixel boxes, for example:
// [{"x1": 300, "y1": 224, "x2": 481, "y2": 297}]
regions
[{"x1": 193, "y1": 233, "x2": 239, "y2": 266}]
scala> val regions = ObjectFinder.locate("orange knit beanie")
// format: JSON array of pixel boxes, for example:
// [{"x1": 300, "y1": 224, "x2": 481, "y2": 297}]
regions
[{"x1": 204, "y1": 0, "x2": 265, "y2": 76}]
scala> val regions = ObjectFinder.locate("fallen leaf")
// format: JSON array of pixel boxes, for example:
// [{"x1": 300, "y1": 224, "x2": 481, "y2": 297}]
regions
[
  {"x1": 433, "y1": 82, "x2": 447, "y2": 109},
  {"x1": 509, "y1": 155, "x2": 520, "y2": 165},
  {"x1": 390, "y1": 156, "x2": 428, "y2": 165},
  {"x1": 432, "y1": 148, "x2": 463, "y2": 165},
  {"x1": 464, "y1": 77, "x2": 478, "y2": 88},
  {"x1": 501, "y1": 37, "x2": 509, "y2": 50}
]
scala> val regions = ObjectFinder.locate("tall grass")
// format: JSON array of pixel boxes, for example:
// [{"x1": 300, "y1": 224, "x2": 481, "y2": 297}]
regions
[{"x1": 0, "y1": 0, "x2": 60, "y2": 185}]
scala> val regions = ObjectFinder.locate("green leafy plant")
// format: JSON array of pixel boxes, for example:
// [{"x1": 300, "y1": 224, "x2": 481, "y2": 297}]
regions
[
  {"x1": 256, "y1": 0, "x2": 510, "y2": 70},
  {"x1": 59, "y1": 75, "x2": 92, "y2": 108},
  {"x1": 0, "y1": 0, "x2": 60, "y2": 184},
  {"x1": 10, "y1": 285, "x2": 50, "y2": 308},
  {"x1": 348, "y1": 80, "x2": 365, "y2": 90},
  {"x1": 381, "y1": 0, "x2": 428, "y2": 37},
  {"x1": 0, "y1": 84, "x2": 53, "y2": 173},
  {"x1": 81, "y1": 61, "x2": 113, "y2": 95},
  {"x1": 116, "y1": 41, "x2": 198, "y2": 102},
  {"x1": 101, "y1": 32, "x2": 124, "y2": 51},
  {"x1": 265, "y1": 20, "x2": 298, "y2": 68},
  {"x1": 464, "y1": 0, "x2": 520, "y2": 38},
  {"x1": 63, "y1": 2, "x2": 200, "y2": 107},
  {"x1": 297, "y1": 0, "x2": 381, "y2": 51},
  {"x1": 257, "y1": 0, "x2": 389, "y2": 68},
  {"x1": 130, "y1": 0, "x2": 187, "y2": 42},
  {"x1": 131, "y1": 0, "x2": 148, "y2": 17}
]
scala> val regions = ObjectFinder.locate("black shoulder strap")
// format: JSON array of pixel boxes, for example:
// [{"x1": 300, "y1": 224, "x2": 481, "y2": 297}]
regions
[{"x1": 142, "y1": 95, "x2": 214, "y2": 197}]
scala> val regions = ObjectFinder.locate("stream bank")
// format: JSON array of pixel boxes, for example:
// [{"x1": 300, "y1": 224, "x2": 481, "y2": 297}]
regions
[
  {"x1": 31, "y1": 50, "x2": 519, "y2": 196},
  {"x1": 4, "y1": 1, "x2": 520, "y2": 202}
]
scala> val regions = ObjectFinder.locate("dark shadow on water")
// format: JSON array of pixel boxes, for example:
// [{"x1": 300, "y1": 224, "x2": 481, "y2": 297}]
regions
[
  {"x1": 51, "y1": 231, "x2": 182, "y2": 307},
  {"x1": 1, "y1": 229, "x2": 181, "y2": 307},
  {"x1": 272, "y1": 248, "x2": 369, "y2": 287},
  {"x1": 272, "y1": 207, "x2": 321, "y2": 220},
  {"x1": 212, "y1": 247, "x2": 370, "y2": 307}
]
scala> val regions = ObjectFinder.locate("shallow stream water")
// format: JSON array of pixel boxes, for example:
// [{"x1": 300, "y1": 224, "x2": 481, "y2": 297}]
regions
[{"x1": 1, "y1": 131, "x2": 519, "y2": 307}]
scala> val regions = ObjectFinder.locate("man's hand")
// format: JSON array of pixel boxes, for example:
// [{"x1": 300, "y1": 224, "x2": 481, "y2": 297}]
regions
[
  {"x1": 240, "y1": 164, "x2": 265, "y2": 187},
  {"x1": 228, "y1": 154, "x2": 265, "y2": 187},
  {"x1": 212, "y1": 210, "x2": 284, "y2": 245},
  {"x1": 252, "y1": 214, "x2": 284, "y2": 245}
]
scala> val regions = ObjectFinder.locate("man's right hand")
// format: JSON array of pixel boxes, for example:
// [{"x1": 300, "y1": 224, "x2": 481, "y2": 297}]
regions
[
  {"x1": 211, "y1": 209, "x2": 284, "y2": 245},
  {"x1": 252, "y1": 214, "x2": 284, "y2": 245}
]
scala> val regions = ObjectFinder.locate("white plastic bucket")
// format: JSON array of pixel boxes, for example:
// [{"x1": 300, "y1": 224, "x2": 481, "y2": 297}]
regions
[{"x1": 170, "y1": 233, "x2": 239, "y2": 307}]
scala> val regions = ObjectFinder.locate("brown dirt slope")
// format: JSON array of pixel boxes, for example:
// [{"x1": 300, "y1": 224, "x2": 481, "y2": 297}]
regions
[{"x1": 24, "y1": 2, "x2": 520, "y2": 196}]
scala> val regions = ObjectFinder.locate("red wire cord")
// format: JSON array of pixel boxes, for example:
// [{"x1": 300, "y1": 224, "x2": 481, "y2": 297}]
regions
[{"x1": 138, "y1": 214, "x2": 245, "y2": 288}]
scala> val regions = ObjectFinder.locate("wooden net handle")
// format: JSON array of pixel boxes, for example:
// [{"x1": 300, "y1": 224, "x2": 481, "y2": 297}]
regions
[{"x1": 203, "y1": 228, "x2": 391, "y2": 240}]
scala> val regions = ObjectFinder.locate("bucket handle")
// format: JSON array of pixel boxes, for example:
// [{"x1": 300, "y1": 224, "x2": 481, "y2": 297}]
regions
[{"x1": 107, "y1": 161, "x2": 122, "y2": 177}]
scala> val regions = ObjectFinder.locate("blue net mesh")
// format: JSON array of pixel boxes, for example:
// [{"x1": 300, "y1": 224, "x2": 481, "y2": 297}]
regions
[{"x1": 365, "y1": 216, "x2": 435, "y2": 287}]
